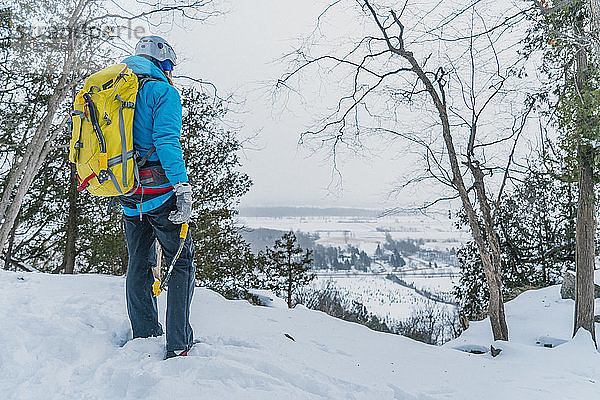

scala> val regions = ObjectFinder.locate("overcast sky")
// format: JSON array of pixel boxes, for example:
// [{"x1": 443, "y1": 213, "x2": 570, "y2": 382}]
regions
[
  {"x1": 157, "y1": 1, "x2": 425, "y2": 209},
  {"x1": 126, "y1": 0, "x2": 535, "y2": 211}
]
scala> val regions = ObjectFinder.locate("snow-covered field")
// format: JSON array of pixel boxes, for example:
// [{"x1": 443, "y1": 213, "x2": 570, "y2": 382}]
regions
[
  {"x1": 2, "y1": 270, "x2": 599, "y2": 400},
  {"x1": 401, "y1": 276, "x2": 458, "y2": 294},
  {"x1": 238, "y1": 213, "x2": 468, "y2": 255},
  {"x1": 309, "y1": 275, "x2": 453, "y2": 325}
]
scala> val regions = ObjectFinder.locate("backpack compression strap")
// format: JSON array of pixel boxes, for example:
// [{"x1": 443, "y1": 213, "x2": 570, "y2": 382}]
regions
[
  {"x1": 82, "y1": 91, "x2": 109, "y2": 183},
  {"x1": 115, "y1": 94, "x2": 135, "y2": 188}
]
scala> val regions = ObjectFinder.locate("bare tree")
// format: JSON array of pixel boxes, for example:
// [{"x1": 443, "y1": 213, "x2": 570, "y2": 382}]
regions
[{"x1": 278, "y1": 0, "x2": 540, "y2": 341}]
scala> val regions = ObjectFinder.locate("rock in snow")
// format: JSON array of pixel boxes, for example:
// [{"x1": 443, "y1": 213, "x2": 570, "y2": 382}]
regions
[
  {"x1": 1, "y1": 270, "x2": 599, "y2": 400},
  {"x1": 560, "y1": 270, "x2": 600, "y2": 300}
]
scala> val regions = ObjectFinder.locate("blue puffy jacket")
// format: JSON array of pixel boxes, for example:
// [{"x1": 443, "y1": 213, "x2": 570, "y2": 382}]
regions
[{"x1": 120, "y1": 55, "x2": 188, "y2": 216}]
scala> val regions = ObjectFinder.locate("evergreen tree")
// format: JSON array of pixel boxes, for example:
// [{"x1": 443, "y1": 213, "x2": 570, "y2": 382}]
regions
[
  {"x1": 311, "y1": 244, "x2": 328, "y2": 269},
  {"x1": 79, "y1": 86, "x2": 261, "y2": 290},
  {"x1": 194, "y1": 211, "x2": 266, "y2": 299},
  {"x1": 265, "y1": 231, "x2": 314, "y2": 308},
  {"x1": 179, "y1": 88, "x2": 264, "y2": 299},
  {"x1": 454, "y1": 242, "x2": 489, "y2": 321},
  {"x1": 499, "y1": 163, "x2": 576, "y2": 285},
  {"x1": 3, "y1": 83, "x2": 266, "y2": 299},
  {"x1": 329, "y1": 247, "x2": 341, "y2": 270},
  {"x1": 374, "y1": 243, "x2": 384, "y2": 260},
  {"x1": 342, "y1": 259, "x2": 351, "y2": 270},
  {"x1": 78, "y1": 210, "x2": 128, "y2": 275},
  {"x1": 391, "y1": 249, "x2": 405, "y2": 269},
  {"x1": 356, "y1": 250, "x2": 371, "y2": 272},
  {"x1": 524, "y1": 0, "x2": 599, "y2": 342}
]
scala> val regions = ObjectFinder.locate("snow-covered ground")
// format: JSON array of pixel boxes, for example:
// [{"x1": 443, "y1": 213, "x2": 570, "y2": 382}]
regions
[
  {"x1": 448, "y1": 284, "x2": 600, "y2": 349},
  {"x1": 2, "y1": 270, "x2": 599, "y2": 400}
]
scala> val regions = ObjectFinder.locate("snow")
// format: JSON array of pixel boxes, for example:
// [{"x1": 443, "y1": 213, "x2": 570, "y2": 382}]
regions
[
  {"x1": 447, "y1": 285, "x2": 600, "y2": 348},
  {"x1": 238, "y1": 214, "x2": 468, "y2": 255},
  {"x1": 310, "y1": 275, "x2": 454, "y2": 324},
  {"x1": 2, "y1": 270, "x2": 600, "y2": 399},
  {"x1": 400, "y1": 276, "x2": 457, "y2": 294}
]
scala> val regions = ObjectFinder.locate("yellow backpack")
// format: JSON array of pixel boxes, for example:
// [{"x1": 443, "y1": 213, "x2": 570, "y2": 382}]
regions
[{"x1": 69, "y1": 63, "x2": 155, "y2": 197}]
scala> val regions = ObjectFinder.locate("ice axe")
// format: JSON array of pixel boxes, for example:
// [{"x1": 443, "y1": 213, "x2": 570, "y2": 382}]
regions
[{"x1": 152, "y1": 222, "x2": 190, "y2": 297}]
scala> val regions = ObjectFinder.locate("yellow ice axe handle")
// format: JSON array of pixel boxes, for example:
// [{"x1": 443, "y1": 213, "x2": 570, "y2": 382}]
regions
[
  {"x1": 152, "y1": 280, "x2": 162, "y2": 297},
  {"x1": 152, "y1": 223, "x2": 189, "y2": 297},
  {"x1": 180, "y1": 222, "x2": 189, "y2": 239}
]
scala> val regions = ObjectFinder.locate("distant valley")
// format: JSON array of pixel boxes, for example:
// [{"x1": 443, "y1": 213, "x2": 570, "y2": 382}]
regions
[{"x1": 236, "y1": 206, "x2": 469, "y2": 343}]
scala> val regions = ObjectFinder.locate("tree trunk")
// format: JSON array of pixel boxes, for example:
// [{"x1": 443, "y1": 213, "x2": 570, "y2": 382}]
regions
[
  {"x1": 482, "y1": 255, "x2": 509, "y2": 340},
  {"x1": 0, "y1": 0, "x2": 86, "y2": 257},
  {"x1": 469, "y1": 161, "x2": 510, "y2": 341},
  {"x1": 399, "y1": 50, "x2": 509, "y2": 341},
  {"x1": 574, "y1": 143, "x2": 596, "y2": 343},
  {"x1": 590, "y1": 0, "x2": 600, "y2": 52},
  {"x1": 3, "y1": 215, "x2": 18, "y2": 271},
  {"x1": 0, "y1": 93, "x2": 73, "y2": 260},
  {"x1": 572, "y1": 36, "x2": 597, "y2": 344},
  {"x1": 287, "y1": 254, "x2": 293, "y2": 308},
  {"x1": 63, "y1": 164, "x2": 79, "y2": 274}
]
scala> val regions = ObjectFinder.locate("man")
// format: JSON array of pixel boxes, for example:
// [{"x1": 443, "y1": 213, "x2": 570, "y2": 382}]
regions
[{"x1": 120, "y1": 35, "x2": 195, "y2": 359}]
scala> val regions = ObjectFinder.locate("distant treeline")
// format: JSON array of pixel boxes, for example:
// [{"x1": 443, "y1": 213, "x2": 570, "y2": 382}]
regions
[
  {"x1": 238, "y1": 207, "x2": 380, "y2": 218},
  {"x1": 312, "y1": 244, "x2": 371, "y2": 271},
  {"x1": 240, "y1": 227, "x2": 372, "y2": 271},
  {"x1": 241, "y1": 228, "x2": 457, "y2": 271},
  {"x1": 239, "y1": 227, "x2": 318, "y2": 253},
  {"x1": 381, "y1": 234, "x2": 420, "y2": 255}
]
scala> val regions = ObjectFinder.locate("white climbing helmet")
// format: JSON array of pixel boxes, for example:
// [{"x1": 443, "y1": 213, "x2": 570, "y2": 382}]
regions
[{"x1": 135, "y1": 35, "x2": 177, "y2": 65}]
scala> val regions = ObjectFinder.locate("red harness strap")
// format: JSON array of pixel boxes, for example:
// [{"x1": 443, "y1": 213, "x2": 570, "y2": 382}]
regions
[
  {"x1": 77, "y1": 172, "x2": 96, "y2": 192},
  {"x1": 132, "y1": 186, "x2": 173, "y2": 195}
]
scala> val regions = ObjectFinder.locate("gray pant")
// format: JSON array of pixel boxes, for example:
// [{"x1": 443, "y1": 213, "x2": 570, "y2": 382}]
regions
[{"x1": 123, "y1": 195, "x2": 195, "y2": 352}]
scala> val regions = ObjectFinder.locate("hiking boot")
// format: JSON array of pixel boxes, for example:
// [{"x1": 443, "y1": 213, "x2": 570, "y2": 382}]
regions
[{"x1": 165, "y1": 348, "x2": 189, "y2": 360}]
